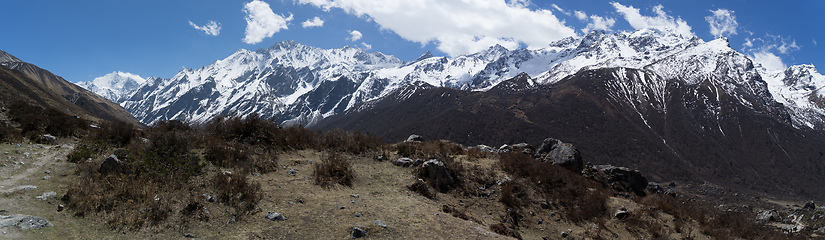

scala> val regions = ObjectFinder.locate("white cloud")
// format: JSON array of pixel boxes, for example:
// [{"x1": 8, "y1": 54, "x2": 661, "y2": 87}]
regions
[
  {"x1": 743, "y1": 37, "x2": 754, "y2": 48},
  {"x1": 611, "y1": 2, "x2": 692, "y2": 37},
  {"x1": 297, "y1": 0, "x2": 576, "y2": 57},
  {"x1": 361, "y1": 42, "x2": 372, "y2": 50},
  {"x1": 705, "y1": 9, "x2": 737, "y2": 38},
  {"x1": 574, "y1": 11, "x2": 615, "y2": 34},
  {"x1": 552, "y1": 4, "x2": 571, "y2": 16},
  {"x1": 574, "y1": 11, "x2": 587, "y2": 20},
  {"x1": 348, "y1": 30, "x2": 362, "y2": 41},
  {"x1": 814, "y1": 39, "x2": 818, "y2": 46},
  {"x1": 302, "y1": 16, "x2": 325, "y2": 28},
  {"x1": 751, "y1": 51, "x2": 787, "y2": 71},
  {"x1": 188, "y1": 20, "x2": 222, "y2": 36},
  {"x1": 243, "y1": 0, "x2": 294, "y2": 44}
]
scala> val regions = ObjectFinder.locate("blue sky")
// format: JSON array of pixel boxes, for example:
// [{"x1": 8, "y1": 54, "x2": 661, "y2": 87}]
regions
[{"x1": 1, "y1": 0, "x2": 822, "y2": 83}]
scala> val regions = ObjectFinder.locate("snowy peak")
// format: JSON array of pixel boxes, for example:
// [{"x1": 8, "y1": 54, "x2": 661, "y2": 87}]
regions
[
  {"x1": 0, "y1": 50, "x2": 23, "y2": 63},
  {"x1": 78, "y1": 71, "x2": 146, "y2": 102}
]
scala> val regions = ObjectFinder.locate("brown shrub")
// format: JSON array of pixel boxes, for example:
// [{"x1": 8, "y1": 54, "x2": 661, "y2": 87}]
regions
[
  {"x1": 489, "y1": 223, "x2": 522, "y2": 240},
  {"x1": 441, "y1": 205, "x2": 479, "y2": 223},
  {"x1": 313, "y1": 151, "x2": 355, "y2": 187},
  {"x1": 88, "y1": 121, "x2": 136, "y2": 147},
  {"x1": 318, "y1": 128, "x2": 384, "y2": 154},
  {"x1": 0, "y1": 123, "x2": 20, "y2": 143},
  {"x1": 213, "y1": 171, "x2": 261, "y2": 215},
  {"x1": 467, "y1": 147, "x2": 492, "y2": 161},
  {"x1": 499, "y1": 179, "x2": 529, "y2": 209},
  {"x1": 498, "y1": 152, "x2": 608, "y2": 222}
]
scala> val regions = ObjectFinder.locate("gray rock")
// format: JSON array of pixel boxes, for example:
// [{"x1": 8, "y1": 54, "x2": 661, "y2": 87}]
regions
[
  {"x1": 35, "y1": 191, "x2": 57, "y2": 200},
  {"x1": 99, "y1": 154, "x2": 125, "y2": 175},
  {"x1": 288, "y1": 168, "x2": 298, "y2": 176},
  {"x1": 803, "y1": 201, "x2": 816, "y2": 210},
  {"x1": 537, "y1": 138, "x2": 583, "y2": 172},
  {"x1": 264, "y1": 212, "x2": 285, "y2": 221},
  {"x1": 17, "y1": 216, "x2": 53, "y2": 230},
  {"x1": 816, "y1": 226, "x2": 825, "y2": 234},
  {"x1": 614, "y1": 209, "x2": 629, "y2": 220},
  {"x1": 355, "y1": 213, "x2": 362, "y2": 217},
  {"x1": 350, "y1": 194, "x2": 360, "y2": 199},
  {"x1": 374, "y1": 220, "x2": 387, "y2": 228},
  {"x1": 37, "y1": 134, "x2": 57, "y2": 144},
  {"x1": 350, "y1": 227, "x2": 367, "y2": 238},
  {"x1": 405, "y1": 134, "x2": 423, "y2": 142},
  {"x1": 57, "y1": 204, "x2": 64, "y2": 212},
  {"x1": 756, "y1": 210, "x2": 780, "y2": 223},
  {"x1": 561, "y1": 230, "x2": 569, "y2": 238},
  {"x1": 42, "y1": 176, "x2": 51, "y2": 180},
  {"x1": 420, "y1": 159, "x2": 455, "y2": 193},
  {"x1": 593, "y1": 165, "x2": 648, "y2": 196},
  {"x1": 184, "y1": 233, "x2": 196, "y2": 238},
  {"x1": 392, "y1": 157, "x2": 415, "y2": 167},
  {"x1": 0, "y1": 215, "x2": 25, "y2": 228}
]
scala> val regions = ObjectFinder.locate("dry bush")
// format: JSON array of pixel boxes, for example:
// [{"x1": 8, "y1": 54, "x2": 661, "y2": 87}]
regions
[
  {"x1": 489, "y1": 223, "x2": 522, "y2": 240},
  {"x1": 318, "y1": 128, "x2": 384, "y2": 155},
  {"x1": 500, "y1": 179, "x2": 529, "y2": 209},
  {"x1": 460, "y1": 165, "x2": 498, "y2": 197},
  {"x1": 313, "y1": 151, "x2": 355, "y2": 187},
  {"x1": 283, "y1": 125, "x2": 317, "y2": 150},
  {"x1": 88, "y1": 121, "x2": 136, "y2": 147},
  {"x1": 205, "y1": 114, "x2": 279, "y2": 146},
  {"x1": 441, "y1": 205, "x2": 479, "y2": 222},
  {"x1": 467, "y1": 147, "x2": 492, "y2": 161},
  {"x1": 498, "y1": 152, "x2": 608, "y2": 222},
  {"x1": 213, "y1": 171, "x2": 261, "y2": 216},
  {"x1": 7, "y1": 100, "x2": 88, "y2": 137},
  {"x1": 66, "y1": 140, "x2": 107, "y2": 163},
  {"x1": 624, "y1": 209, "x2": 668, "y2": 239},
  {"x1": 0, "y1": 123, "x2": 20, "y2": 143},
  {"x1": 204, "y1": 139, "x2": 248, "y2": 168},
  {"x1": 419, "y1": 140, "x2": 465, "y2": 158},
  {"x1": 395, "y1": 142, "x2": 419, "y2": 158}
]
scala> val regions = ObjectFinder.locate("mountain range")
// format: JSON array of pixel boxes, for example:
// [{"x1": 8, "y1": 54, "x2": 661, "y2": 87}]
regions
[
  {"x1": 80, "y1": 28, "x2": 825, "y2": 132},
  {"x1": 78, "y1": 28, "x2": 825, "y2": 200}
]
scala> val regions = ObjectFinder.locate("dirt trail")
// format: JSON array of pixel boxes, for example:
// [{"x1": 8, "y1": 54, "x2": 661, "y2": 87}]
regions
[{"x1": 0, "y1": 144, "x2": 70, "y2": 194}]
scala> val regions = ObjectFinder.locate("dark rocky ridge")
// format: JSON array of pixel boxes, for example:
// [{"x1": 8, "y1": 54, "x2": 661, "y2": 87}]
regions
[{"x1": 316, "y1": 71, "x2": 825, "y2": 201}]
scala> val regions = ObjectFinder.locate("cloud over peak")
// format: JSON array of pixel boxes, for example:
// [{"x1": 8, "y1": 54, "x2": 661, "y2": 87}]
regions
[
  {"x1": 243, "y1": 0, "x2": 293, "y2": 44},
  {"x1": 705, "y1": 9, "x2": 738, "y2": 38},
  {"x1": 611, "y1": 2, "x2": 692, "y2": 37},
  {"x1": 297, "y1": 0, "x2": 576, "y2": 57}
]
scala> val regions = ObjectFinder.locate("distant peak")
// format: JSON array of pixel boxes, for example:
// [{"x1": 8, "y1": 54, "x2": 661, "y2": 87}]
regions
[
  {"x1": 269, "y1": 40, "x2": 301, "y2": 50},
  {"x1": 0, "y1": 50, "x2": 23, "y2": 63}
]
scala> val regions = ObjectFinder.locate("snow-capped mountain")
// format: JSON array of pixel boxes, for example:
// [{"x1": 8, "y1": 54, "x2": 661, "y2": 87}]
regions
[
  {"x1": 78, "y1": 71, "x2": 146, "y2": 102},
  {"x1": 87, "y1": 29, "x2": 825, "y2": 131}
]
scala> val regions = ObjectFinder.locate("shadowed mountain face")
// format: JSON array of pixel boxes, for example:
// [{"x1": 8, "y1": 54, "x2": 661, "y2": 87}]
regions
[
  {"x1": 316, "y1": 71, "x2": 825, "y2": 200},
  {"x1": 0, "y1": 50, "x2": 142, "y2": 126}
]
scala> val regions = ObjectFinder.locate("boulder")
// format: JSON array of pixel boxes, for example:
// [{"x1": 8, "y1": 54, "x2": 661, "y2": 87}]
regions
[
  {"x1": 37, "y1": 134, "x2": 57, "y2": 144},
  {"x1": 756, "y1": 210, "x2": 780, "y2": 223},
  {"x1": 264, "y1": 212, "x2": 285, "y2": 221},
  {"x1": 16, "y1": 216, "x2": 53, "y2": 230},
  {"x1": 35, "y1": 191, "x2": 57, "y2": 200},
  {"x1": 350, "y1": 227, "x2": 367, "y2": 238},
  {"x1": 614, "y1": 209, "x2": 629, "y2": 220},
  {"x1": 537, "y1": 138, "x2": 583, "y2": 172},
  {"x1": 594, "y1": 165, "x2": 648, "y2": 196},
  {"x1": 419, "y1": 159, "x2": 456, "y2": 193},
  {"x1": 374, "y1": 220, "x2": 387, "y2": 228},
  {"x1": 99, "y1": 154, "x2": 125, "y2": 175},
  {"x1": 392, "y1": 157, "x2": 415, "y2": 167},
  {"x1": 803, "y1": 201, "x2": 816, "y2": 210},
  {"x1": 405, "y1": 134, "x2": 423, "y2": 142}
]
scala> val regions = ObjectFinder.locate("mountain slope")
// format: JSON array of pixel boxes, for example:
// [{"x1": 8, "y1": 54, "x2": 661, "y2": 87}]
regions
[
  {"x1": 0, "y1": 50, "x2": 142, "y2": 126},
  {"x1": 316, "y1": 70, "x2": 825, "y2": 200}
]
